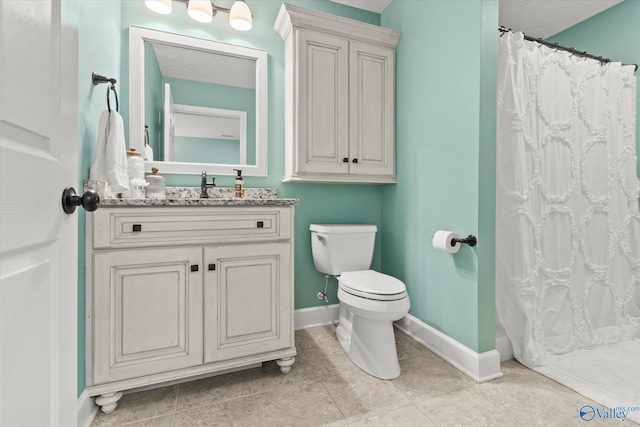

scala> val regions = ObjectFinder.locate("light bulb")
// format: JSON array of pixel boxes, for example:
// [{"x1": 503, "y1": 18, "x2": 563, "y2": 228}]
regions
[
  {"x1": 145, "y1": 0, "x2": 172, "y2": 15},
  {"x1": 229, "y1": 0, "x2": 252, "y2": 31},
  {"x1": 188, "y1": 0, "x2": 213, "y2": 23}
]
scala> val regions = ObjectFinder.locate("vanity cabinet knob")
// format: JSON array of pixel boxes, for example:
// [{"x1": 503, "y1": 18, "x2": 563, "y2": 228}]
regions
[
  {"x1": 208, "y1": 264, "x2": 216, "y2": 271},
  {"x1": 342, "y1": 157, "x2": 349, "y2": 163},
  {"x1": 352, "y1": 158, "x2": 358, "y2": 164},
  {"x1": 132, "y1": 224, "x2": 142, "y2": 232},
  {"x1": 257, "y1": 221, "x2": 264, "y2": 228},
  {"x1": 191, "y1": 265, "x2": 199, "y2": 272}
]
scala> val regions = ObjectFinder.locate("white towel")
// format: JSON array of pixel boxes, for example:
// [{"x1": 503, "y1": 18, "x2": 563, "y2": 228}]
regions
[{"x1": 90, "y1": 110, "x2": 129, "y2": 193}]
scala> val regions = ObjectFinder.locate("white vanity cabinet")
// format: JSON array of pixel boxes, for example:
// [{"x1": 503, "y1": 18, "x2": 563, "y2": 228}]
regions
[
  {"x1": 275, "y1": 3, "x2": 401, "y2": 184},
  {"x1": 86, "y1": 204, "x2": 296, "y2": 413}
]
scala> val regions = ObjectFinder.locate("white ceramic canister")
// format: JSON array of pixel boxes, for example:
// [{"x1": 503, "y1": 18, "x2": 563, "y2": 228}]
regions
[
  {"x1": 145, "y1": 167, "x2": 166, "y2": 199},
  {"x1": 126, "y1": 148, "x2": 144, "y2": 180}
]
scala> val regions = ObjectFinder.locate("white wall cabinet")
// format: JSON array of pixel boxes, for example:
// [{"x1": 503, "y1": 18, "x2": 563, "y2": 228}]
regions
[
  {"x1": 86, "y1": 205, "x2": 296, "y2": 414},
  {"x1": 275, "y1": 4, "x2": 401, "y2": 184}
]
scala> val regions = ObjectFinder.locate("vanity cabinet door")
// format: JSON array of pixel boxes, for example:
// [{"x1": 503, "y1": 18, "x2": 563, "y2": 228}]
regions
[
  {"x1": 203, "y1": 243, "x2": 293, "y2": 363},
  {"x1": 91, "y1": 247, "x2": 203, "y2": 384}
]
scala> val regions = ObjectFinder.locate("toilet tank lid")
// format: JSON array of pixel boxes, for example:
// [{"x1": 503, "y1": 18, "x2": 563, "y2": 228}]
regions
[{"x1": 309, "y1": 224, "x2": 377, "y2": 234}]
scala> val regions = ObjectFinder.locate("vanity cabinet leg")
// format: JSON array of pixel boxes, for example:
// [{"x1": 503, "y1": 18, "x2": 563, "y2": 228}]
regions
[
  {"x1": 276, "y1": 356, "x2": 295, "y2": 374},
  {"x1": 95, "y1": 391, "x2": 123, "y2": 414}
]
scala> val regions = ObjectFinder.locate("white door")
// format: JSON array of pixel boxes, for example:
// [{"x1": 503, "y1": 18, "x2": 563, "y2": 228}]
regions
[{"x1": 0, "y1": 1, "x2": 78, "y2": 426}]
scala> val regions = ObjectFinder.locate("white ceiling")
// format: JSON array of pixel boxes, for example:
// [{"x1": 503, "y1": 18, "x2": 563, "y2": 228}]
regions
[
  {"x1": 329, "y1": 0, "x2": 393, "y2": 14},
  {"x1": 149, "y1": 42, "x2": 256, "y2": 89},
  {"x1": 499, "y1": 0, "x2": 623, "y2": 38},
  {"x1": 329, "y1": 0, "x2": 623, "y2": 39}
]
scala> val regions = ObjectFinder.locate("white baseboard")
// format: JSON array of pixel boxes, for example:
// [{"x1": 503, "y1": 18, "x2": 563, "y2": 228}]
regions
[
  {"x1": 394, "y1": 314, "x2": 503, "y2": 383},
  {"x1": 495, "y1": 330, "x2": 514, "y2": 361},
  {"x1": 77, "y1": 388, "x2": 98, "y2": 427},
  {"x1": 294, "y1": 304, "x2": 339, "y2": 330}
]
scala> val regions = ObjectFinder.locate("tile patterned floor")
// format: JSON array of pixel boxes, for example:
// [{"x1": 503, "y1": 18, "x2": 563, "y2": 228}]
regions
[{"x1": 91, "y1": 325, "x2": 636, "y2": 426}]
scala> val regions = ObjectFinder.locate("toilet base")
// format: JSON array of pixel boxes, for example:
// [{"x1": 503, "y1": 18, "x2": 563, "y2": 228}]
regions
[{"x1": 336, "y1": 303, "x2": 403, "y2": 380}]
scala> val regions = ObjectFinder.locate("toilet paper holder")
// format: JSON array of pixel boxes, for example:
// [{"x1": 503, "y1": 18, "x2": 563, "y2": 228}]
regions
[{"x1": 452, "y1": 235, "x2": 477, "y2": 247}]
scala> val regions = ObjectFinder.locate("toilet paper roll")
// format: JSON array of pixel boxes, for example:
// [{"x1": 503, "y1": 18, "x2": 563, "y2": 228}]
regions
[{"x1": 432, "y1": 230, "x2": 461, "y2": 254}]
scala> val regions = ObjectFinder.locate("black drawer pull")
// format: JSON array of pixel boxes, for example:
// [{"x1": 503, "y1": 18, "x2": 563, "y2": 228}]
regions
[
  {"x1": 257, "y1": 221, "x2": 264, "y2": 228},
  {"x1": 208, "y1": 264, "x2": 216, "y2": 271},
  {"x1": 191, "y1": 265, "x2": 199, "y2": 272},
  {"x1": 352, "y1": 158, "x2": 358, "y2": 164},
  {"x1": 342, "y1": 157, "x2": 349, "y2": 163},
  {"x1": 132, "y1": 224, "x2": 142, "y2": 232}
]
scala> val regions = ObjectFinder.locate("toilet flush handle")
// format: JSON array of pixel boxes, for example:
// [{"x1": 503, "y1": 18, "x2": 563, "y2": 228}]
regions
[{"x1": 316, "y1": 235, "x2": 326, "y2": 243}]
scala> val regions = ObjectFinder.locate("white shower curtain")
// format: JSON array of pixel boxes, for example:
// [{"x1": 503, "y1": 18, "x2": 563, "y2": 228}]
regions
[{"x1": 496, "y1": 31, "x2": 640, "y2": 366}]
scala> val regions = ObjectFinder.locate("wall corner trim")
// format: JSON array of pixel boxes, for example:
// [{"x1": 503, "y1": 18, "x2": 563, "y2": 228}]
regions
[
  {"x1": 394, "y1": 314, "x2": 503, "y2": 383},
  {"x1": 77, "y1": 388, "x2": 99, "y2": 427}
]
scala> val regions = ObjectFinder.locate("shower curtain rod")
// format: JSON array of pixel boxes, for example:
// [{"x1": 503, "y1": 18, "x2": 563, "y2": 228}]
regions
[{"x1": 498, "y1": 27, "x2": 638, "y2": 73}]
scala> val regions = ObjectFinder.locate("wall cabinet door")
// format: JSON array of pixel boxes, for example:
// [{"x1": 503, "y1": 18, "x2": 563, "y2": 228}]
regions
[
  {"x1": 92, "y1": 247, "x2": 203, "y2": 384},
  {"x1": 349, "y1": 41, "x2": 396, "y2": 178},
  {"x1": 296, "y1": 29, "x2": 350, "y2": 176},
  {"x1": 203, "y1": 243, "x2": 292, "y2": 363}
]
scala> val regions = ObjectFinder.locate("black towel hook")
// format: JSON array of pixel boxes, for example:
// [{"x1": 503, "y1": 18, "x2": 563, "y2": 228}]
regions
[{"x1": 92, "y1": 72, "x2": 118, "y2": 113}]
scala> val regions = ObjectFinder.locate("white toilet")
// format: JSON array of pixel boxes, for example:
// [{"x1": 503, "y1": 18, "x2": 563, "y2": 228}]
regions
[{"x1": 309, "y1": 224, "x2": 410, "y2": 379}]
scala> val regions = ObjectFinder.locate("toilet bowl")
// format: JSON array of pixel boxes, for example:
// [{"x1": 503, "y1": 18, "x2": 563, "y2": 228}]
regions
[
  {"x1": 336, "y1": 270, "x2": 410, "y2": 379},
  {"x1": 309, "y1": 225, "x2": 411, "y2": 380}
]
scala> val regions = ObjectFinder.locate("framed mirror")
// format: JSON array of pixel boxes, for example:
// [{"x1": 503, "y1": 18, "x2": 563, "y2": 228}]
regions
[{"x1": 129, "y1": 26, "x2": 268, "y2": 176}]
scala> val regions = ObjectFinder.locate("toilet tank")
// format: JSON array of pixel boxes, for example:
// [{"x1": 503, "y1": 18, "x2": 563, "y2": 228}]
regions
[{"x1": 309, "y1": 224, "x2": 377, "y2": 276}]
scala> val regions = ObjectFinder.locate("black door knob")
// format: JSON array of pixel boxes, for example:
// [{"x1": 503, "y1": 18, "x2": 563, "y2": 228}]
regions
[
  {"x1": 62, "y1": 187, "x2": 100, "y2": 214},
  {"x1": 342, "y1": 157, "x2": 349, "y2": 163},
  {"x1": 352, "y1": 158, "x2": 358, "y2": 164}
]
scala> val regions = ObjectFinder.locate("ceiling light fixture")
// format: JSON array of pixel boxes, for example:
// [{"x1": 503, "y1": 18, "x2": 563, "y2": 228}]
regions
[{"x1": 145, "y1": 0, "x2": 253, "y2": 31}]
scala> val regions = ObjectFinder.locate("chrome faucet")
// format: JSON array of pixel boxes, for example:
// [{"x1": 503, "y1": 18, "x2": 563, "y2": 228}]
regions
[{"x1": 200, "y1": 171, "x2": 216, "y2": 198}]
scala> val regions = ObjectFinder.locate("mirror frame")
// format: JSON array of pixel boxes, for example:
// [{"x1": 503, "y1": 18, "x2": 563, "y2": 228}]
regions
[{"x1": 129, "y1": 26, "x2": 268, "y2": 176}]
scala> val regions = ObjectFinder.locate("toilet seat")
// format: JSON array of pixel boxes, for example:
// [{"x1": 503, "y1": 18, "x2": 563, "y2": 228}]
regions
[{"x1": 339, "y1": 270, "x2": 407, "y2": 301}]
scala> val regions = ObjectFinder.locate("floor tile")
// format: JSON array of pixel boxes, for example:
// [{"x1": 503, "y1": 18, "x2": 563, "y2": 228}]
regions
[
  {"x1": 248, "y1": 353, "x2": 326, "y2": 394},
  {"x1": 323, "y1": 373, "x2": 411, "y2": 422},
  {"x1": 174, "y1": 395, "x2": 262, "y2": 427},
  {"x1": 295, "y1": 324, "x2": 339, "y2": 349},
  {"x1": 391, "y1": 353, "x2": 472, "y2": 401},
  {"x1": 349, "y1": 404, "x2": 437, "y2": 427},
  {"x1": 175, "y1": 370, "x2": 252, "y2": 411},
  {"x1": 255, "y1": 382, "x2": 346, "y2": 426}
]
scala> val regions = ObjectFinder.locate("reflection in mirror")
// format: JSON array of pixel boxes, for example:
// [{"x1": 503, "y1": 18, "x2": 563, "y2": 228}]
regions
[
  {"x1": 163, "y1": 83, "x2": 249, "y2": 164},
  {"x1": 129, "y1": 26, "x2": 267, "y2": 176}
]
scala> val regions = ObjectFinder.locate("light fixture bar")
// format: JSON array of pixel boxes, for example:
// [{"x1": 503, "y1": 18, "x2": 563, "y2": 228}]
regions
[{"x1": 155, "y1": 0, "x2": 252, "y2": 31}]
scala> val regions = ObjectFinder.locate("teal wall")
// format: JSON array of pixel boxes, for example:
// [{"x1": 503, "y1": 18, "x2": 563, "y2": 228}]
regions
[
  {"x1": 174, "y1": 136, "x2": 241, "y2": 164},
  {"x1": 64, "y1": 0, "x2": 122, "y2": 397},
  {"x1": 548, "y1": 0, "x2": 640, "y2": 175},
  {"x1": 380, "y1": 0, "x2": 498, "y2": 353}
]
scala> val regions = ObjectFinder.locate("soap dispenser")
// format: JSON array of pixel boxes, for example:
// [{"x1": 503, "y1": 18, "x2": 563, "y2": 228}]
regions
[{"x1": 233, "y1": 169, "x2": 245, "y2": 199}]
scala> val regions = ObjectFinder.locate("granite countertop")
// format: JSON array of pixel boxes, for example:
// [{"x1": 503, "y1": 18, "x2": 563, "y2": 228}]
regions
[{"x1": 85, "y1": 180, "x2": 299, "y2": 207}]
